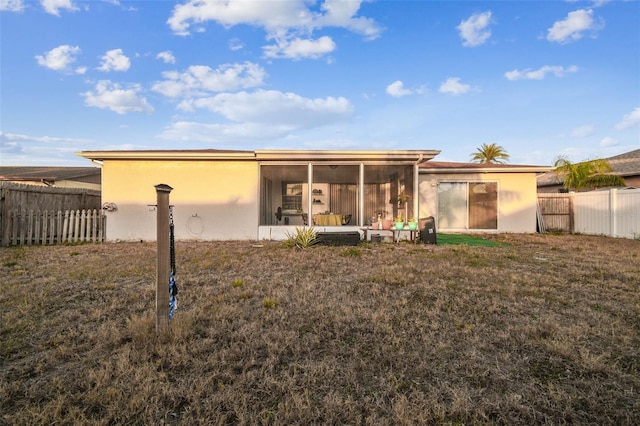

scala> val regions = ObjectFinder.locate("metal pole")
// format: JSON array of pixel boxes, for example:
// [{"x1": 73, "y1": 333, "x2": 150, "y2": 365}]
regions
[{"x1": 155, "y1": 183, "x2": 173, "y2": 333}]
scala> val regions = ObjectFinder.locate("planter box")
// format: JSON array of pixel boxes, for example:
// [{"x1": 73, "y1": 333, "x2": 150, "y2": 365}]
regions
[{"x1": 316, "y1": 232, "x2": 361, "y2": 246}]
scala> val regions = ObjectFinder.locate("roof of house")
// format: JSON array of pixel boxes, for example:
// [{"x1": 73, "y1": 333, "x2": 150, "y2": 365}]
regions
[
  {"x1": 537, "y1": 148, "x2": 640, "y2": 187},
  {"x1": 77, "y1": 149, "x2": 442, "y2": 164},
  {"x1": 0, "y1": 166, "x2": 101, "y2": 184},
  {"x1": 419, "y1": 161, "x2": 550, "y2": 174}
]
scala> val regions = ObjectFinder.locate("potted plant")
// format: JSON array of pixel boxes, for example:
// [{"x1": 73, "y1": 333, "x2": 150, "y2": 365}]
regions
[
  {"x1": 395, "y1": 215, "x2": 405, "y2": 230},
  {"x1": 408, "y1": 217, "x2": 418, "y2": 230}
]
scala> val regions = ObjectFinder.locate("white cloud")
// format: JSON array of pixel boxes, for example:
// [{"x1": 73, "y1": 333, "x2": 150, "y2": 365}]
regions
[
  {"x1": 97, "y1": 49, "x2": 131, "y2": 72},
  {"x1": 158, "y1": 88, "x2": 353, "y2": 143},
  {"x1": 152, "y1": 62, "x2": 266, "y2": 98},
  {"x1": 167, "y1": 0, "x2": 380, "y2": 38},
  {"x1": 83, "y1": 80, "x2": 154, "y2": 114},
  {"x1": 35, "y1": 45, "x2": 82, "y2": 73},
  {"x1": 157, "y1": 121, "x2": 293, "y2": 144},
  {"x1": 439, "y1": 77, "x2": 471, "y2": 95},
  {"x1": 599, "y1": 136, "x2": 618, "y2": 147},
  {"x1": 457, "y1": 11, "x2": 492, "y2": 47},
  {"x1": 0, "y1": 131, "x2": 95, "y2": 166},
  {"x1": 263, "y1": 35, "x2": 335, "y2": 60},
  {"x1": 314, "y1": 0, "x2": 381, "y2": 41},
  {"x1": 166, "y1": 0, "x2": 379, "y2": 62},
  {"x1": 41, "y1": 0, "x2": 77, "y2": 16},
  {"x1": 0, "y1": 0, "x2": 24, "y2": 12},
  {"x1": 505, "y1": 65, "x2": 578, "y2": 80},
  {"x1": 156, "y1": 50, "x2": 176, "y2": 64},
  {"x1": 178, "y1": 89, "x2": 353, "y2": 128},
  {"x1": 570, "y1": 124, "x2": 595, "y2": 138},
  {"x1": 615, "y1": 107, "x2": 640, "y2": 130},
  {"x1": 229, "y1": 38, "x2": 244, "y2": 51},
  {"x1": 386, "y1": 81, "x2": 413, "y2": 98},
  {"x1": 546, "y1": 9, "x2": 602, "y2": 44}
]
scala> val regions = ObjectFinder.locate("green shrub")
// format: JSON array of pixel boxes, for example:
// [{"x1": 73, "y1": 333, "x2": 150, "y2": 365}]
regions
[{"x1": 284, "y1": 227, "x2": 318, "y2": 249}]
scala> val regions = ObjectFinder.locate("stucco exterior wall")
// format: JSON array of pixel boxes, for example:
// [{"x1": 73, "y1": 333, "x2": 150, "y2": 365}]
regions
[
  {"x1": 419, "y1": 172, "x2": 538, "y2": 233},
  {"x1": 101, "y1": 160, "x2": 259, "y2": 241}
]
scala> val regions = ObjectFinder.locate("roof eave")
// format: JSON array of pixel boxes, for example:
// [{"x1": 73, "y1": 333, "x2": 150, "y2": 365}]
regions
[
  {"x1": 420, "y1": 166, "x2": 552, "y2": 174},
  {"x1": 76, "y1": 150, "x2": 256, "y2": 161},
  {"x1": 76, "y1": 149, "x2": 441, "y2": 163},
  {"x1": 255, "y1": 150, "x2": 440, "y2": 163}
]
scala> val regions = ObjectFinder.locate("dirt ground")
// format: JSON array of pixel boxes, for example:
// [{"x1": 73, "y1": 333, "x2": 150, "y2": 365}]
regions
[{"x1": 1, "y1": 233, "x2": 639, "y2": 424}]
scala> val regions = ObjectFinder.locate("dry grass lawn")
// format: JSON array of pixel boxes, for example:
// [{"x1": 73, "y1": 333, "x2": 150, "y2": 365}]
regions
[{"x1": 1, "y1": 233, "x2": 639, "y2": 425}]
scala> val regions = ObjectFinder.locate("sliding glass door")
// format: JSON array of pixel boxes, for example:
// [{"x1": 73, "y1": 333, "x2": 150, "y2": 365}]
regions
[{"x1": 437, "y1": 182, "x2": 497, "y2": 230}]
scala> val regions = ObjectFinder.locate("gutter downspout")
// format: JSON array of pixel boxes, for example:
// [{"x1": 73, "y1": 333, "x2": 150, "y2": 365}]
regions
[{"x1": 413, "y1": 155, "x2": 423, "y2": 220}]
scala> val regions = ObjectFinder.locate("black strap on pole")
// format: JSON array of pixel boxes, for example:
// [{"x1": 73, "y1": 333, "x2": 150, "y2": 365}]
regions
[{"x1": 169, "y1": 206, "x2": 178, "y2": 319}]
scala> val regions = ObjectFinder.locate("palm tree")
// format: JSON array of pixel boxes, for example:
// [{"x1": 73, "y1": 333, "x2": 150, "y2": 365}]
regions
[
  {"x1": 470, "y1": 143, "x2": 510, "y2": 164},
  {"x1": 553, "y1": 157, "x2": 625, "y2": 192}
]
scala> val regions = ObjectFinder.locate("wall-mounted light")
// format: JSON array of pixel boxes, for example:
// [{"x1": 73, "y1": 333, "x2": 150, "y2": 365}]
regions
[{"x1": 102, "y1": 202, "x2": 118, "y2": 212}]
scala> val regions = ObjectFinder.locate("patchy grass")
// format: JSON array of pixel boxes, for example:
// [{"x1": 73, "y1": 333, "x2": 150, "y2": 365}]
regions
[
  {"x1": 1, "y1": 234, "x2": 639, "y2": 425},
  {"x1": 437, "y1": 233, "x2": 509, "y2": 246}
]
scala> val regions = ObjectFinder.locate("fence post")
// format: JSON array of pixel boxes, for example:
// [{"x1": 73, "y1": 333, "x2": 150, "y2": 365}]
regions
[
  {"x1": 569, "y1": 194, "x2": 575, "y2": 234},
  {"x1": 43, "y1": 210, "x2": 49, "y2": 245},
  {"x1": 74, "y1": 210, "x2": 80, "y2": 242},
  {"x1": 63, "y1": 210, "x2": 70, "y2": 243},
  {"x1": 56, "y1": 210, "x2": 63, "y2": 244},
  {"x1": 610, "y1": 188, "x2": 617, "y2": 238},
  {"x1": 80, "y1": 210, "x2": 87, "y2": 243},
  {"x1": 27, "y1": 210, "x2": 34, "y2": 245},
  {"x1": 155, "y1": 184, "x2": 173, "y2": 334}
]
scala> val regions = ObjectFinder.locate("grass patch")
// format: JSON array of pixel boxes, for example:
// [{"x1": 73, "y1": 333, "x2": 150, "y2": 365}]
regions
[
  {"x1": 1, "y1": 235, "x2": 639, "y2": 424},
  {"x1": 437, "y1": 233, "x2": 508, "y2": 246}
]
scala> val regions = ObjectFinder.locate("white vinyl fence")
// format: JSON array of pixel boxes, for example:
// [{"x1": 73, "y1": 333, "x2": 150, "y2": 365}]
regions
[
  {"x1": 3, "y1": 209, "x2": 105, "y2": 246},
  {"x1": 538, "y1": 188, "x2": 640, "y2": 239}
]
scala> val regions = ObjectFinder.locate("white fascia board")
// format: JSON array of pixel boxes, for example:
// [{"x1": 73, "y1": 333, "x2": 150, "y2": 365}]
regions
[
  {"x1": 419, "y1": 166, "x2": 552, "y2": 174},
  {"x1": 255, "y1": 150, "x2": 440, "y2": 163},
  {"x1": 76, "y1": 150, "x2": 256, "y2": 161}
]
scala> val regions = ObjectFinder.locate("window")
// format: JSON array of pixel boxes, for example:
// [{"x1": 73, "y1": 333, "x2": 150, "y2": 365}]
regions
[
  {"x1": 282, "y1": 183, "x2": 302, "y2": 211},
  {"x1": 437, "y1": 182, "x2": 497, "y2": 230}
]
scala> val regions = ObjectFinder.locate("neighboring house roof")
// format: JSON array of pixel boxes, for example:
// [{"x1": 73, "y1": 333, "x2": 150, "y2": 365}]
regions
[
  {"x1": 0, "y1": 166, "x2": 101, "y2": 186},
  {"x1": 419, "y1": 161, "x2": 550, "y2": 173},
  {"x1": 537, "y1": 148, "x2": 640, "y2": 187},
  {"x1": 77, "y1": 149, "x2": 442, "y2": 163}
]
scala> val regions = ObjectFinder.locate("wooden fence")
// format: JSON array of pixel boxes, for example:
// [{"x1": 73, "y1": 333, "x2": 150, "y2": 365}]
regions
[
  {"x1": 1, "y1": 182, "x2": 102, "y2": 246},
  {"x1": 537, "y1": 188, "x2": 640, "y2": 238},
  {"x1": 537, "y1": 194, "x2": 573, "y2": 232},
  {"x1": 3, "y1": 209, "x2": 105, "y2": 246}
]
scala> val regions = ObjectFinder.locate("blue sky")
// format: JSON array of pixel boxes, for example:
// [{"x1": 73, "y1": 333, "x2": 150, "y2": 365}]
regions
[{"x1": 1, "y1": 0, "x2": 639, "y2": 166}]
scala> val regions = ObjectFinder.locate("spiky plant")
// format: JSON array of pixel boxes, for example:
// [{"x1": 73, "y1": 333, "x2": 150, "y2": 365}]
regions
[{"x1": 284, "y1": 226, "x2": 318, "y2": 249}]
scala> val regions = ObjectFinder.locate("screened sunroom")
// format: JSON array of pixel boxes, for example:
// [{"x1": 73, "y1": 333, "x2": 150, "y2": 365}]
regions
[{"x1": 256, "y1": 150, "x2": 439, "y2": 239}]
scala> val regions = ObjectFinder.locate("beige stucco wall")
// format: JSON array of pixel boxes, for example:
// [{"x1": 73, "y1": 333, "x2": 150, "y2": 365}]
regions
[
  {"x1": 101, "y1": 160, "x2": 259, "y2": 241},
  {"x1": 419, "y1": 172, "x2": 539, "y2": 233}
]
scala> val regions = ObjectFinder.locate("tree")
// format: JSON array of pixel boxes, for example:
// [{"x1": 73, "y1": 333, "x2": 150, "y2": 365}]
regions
[
  {"x1": 553, "y1": 157, "x2": 625, "y2": 192},
  {"x1": 470, "y1": 143, "x2": 510, "y2": 164}
]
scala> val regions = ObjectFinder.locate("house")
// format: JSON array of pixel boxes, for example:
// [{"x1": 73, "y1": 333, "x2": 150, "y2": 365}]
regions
[
  {"x1": 76, "y1": 149, "x2": 550, "y2": 241},
  {"x1": 418, "y1": 161, "x2": 550, "y2": 233},
  {"x1": 537, "y1": 148, "x2": 640, "y2": 193},
  {"x1": 0, "y1": 166, "x2": 101, "y2": 191}
]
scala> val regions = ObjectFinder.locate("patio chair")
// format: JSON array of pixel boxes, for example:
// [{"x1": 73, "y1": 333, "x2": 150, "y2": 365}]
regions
[
  {"x1": 302, "y1": 213, "x2": 309, "y2": 226},
  {"x1": 343, "y1": 214, "x2": 352, "y2": 225},
  {"x1": 275, "y1": 207, "x2": 282, "y2": 223}
]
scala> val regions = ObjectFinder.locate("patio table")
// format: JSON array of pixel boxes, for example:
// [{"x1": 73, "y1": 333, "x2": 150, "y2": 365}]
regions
[{"x1": 314, "y1": 214, "x2": 343, "y2": 226}]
